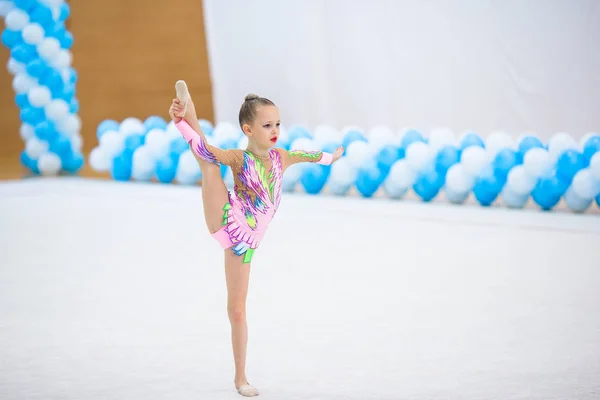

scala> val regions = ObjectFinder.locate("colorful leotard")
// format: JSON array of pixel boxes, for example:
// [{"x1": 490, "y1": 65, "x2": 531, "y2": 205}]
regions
[{"x1": 176, "y1": 120, "x2": 333, "y2": 263}]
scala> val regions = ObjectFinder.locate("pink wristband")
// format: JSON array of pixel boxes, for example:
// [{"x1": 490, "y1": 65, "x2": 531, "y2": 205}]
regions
[{"x1": 317, "y1": 152, "x2": 333, "y2": 165}]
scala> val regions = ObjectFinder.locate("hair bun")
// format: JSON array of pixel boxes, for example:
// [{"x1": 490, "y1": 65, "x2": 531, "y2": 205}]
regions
[{"x1": 245, "y1": 93, "x2": 259, "y2": 102}]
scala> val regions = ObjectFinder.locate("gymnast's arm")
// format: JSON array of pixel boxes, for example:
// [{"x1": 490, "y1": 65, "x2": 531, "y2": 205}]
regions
[{"x1": 175, "y1": 119, "x2": 237, "y2": 166}]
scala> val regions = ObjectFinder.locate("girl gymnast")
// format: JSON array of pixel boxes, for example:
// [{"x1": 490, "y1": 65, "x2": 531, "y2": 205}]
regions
[{"x1": 169, "y1": 81, "x2": 344, "y2": 397}]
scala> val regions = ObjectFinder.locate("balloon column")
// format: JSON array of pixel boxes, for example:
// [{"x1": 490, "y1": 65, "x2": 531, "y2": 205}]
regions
[
  {"x1": 1, "y1": 0, "x2": 83, "y2": 175},
  {"x1": 91, "y1": 114, "x2": 600, "y2": 213},
  {"x1": 89, "y1": 117, "x2": 250, "y2": 185}
]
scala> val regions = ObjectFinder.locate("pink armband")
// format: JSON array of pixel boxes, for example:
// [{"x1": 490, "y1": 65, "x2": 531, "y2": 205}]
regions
[{"x1": 317, "y1": 152, "x2": 333, "y2": 165}]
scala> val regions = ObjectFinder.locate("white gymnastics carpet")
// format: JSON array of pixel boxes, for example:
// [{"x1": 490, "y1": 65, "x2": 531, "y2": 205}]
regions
[{"x1": 1, "y1": 178, "x2": 599, "y2": 400}]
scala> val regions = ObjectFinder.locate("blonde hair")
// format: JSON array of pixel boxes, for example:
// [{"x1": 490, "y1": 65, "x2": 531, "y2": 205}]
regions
[{"x1": 238, "y1": 94, "x2": 275, "y2": 129}]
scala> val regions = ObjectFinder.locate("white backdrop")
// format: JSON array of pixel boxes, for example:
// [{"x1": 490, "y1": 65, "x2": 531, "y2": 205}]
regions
[{"x1": 202, "y1": 0, "x2": 600, "y2": 141}]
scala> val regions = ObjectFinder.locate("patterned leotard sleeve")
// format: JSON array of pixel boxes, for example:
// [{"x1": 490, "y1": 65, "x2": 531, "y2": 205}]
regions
[
  {"x1": 175, "y1": 119, "x2": 237, "y2": 166},
  {"x1": 277, "y1": 148, "x2": 333, "y2": 170}
]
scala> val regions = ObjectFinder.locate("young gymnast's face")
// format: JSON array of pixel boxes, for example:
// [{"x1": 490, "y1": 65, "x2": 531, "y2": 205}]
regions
[{"x1": 247, "y1": 105, "x2": 281, "y2": 149}]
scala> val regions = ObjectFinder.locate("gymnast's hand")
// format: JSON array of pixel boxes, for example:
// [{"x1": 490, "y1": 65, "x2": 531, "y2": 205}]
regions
[
  {"x1": 169, "y1": 99, "x2": 184, "y2": 123},
  {"x1": 332, "y1": 146, "x2": 344, "y2": 163}
]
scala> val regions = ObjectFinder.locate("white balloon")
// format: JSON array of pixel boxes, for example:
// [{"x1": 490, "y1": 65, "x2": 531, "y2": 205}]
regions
[
  {"x1": 327, "y1": 157, "x2": 357, "y2": 195},
  {"x1": 445, "y1": 164, "x2": 475, "y2": 194},
  {"x1": 405, "y1": 141, "x2": 432, "y2": 172},
  {"x1": 523, "y1": 147, "x2": 553, "y2": 178},
  {"x1": 367, "y1": 125, "x2": 395, "y2": 152},
  {"x1": 176, "y1": 150, "x2": 201, "y2": 181},
  {"x1": 132, "y1": 147, "x2": 156, "y2": 181},
  {"x1": 290, "y1": 137, "x2": 319, "y2": 152},
  {"x1": 52, "y1": 50, "x2": 72, "y2": 69},
  {"x1": 165, "y1": 121, "x2": 181, "y2": 141},
  {"x1": 20, "y1": 124, "x2": 35, "y2": 142},
  {"x1": 213, "y1": 121, "x2": 241, "y2": 142},
  {"x1": 25, "y1": 137, "x2": 49, "y2": 159},
  {"x1": 64, "y1": 114, "x2": 81, "y2": 135},
  {"x1": 384, "y1": 159, "x2": 416, "y2": 198},
  {"x1": 345, "y1": 140, "x2": 375, "y2": 168},
  {"x1": 38, "y1": 153, "x2": 62, "y2": 176},
  {"x1": 44, "y1": 99, "x2": 70, "y2": 122},
  {"x1": 486, "y1": 131, "x2": 515, "y2": 157},
  {"x1": 0, "y1": 1, "x2": 15, "y2": 17},
  {"x1": 7, "y1": 58, "x2": 25, "y2": 75},
  {"x1": 37, "y1": 38, "x2": 61, "y2": 63},
  {"x1": 5, "y1": 9, "x2": 29, "y2": 30},
  {"x1": 12, "y1": 73, "x2": 37, "y2": 94},
  {"x1": 70, "y1": 134, "x2": 83, "y2": 152},
  {"x1": 428, "y1": 127, "x2": 456, "y2": 151},
  {"x1": 89, "y1": 147, "x2": 112, "y2": 172},
  {"x1": 314, "y1": 124, "x2": 340, "y2": 148},
  {"x1": 237, "y1": 135, "x2": 249, "y2": 150},
  {"x1": 548, "y1": 132, "x2": 578, "y2": 162},
  {"x1": 145, "y1": 129, "x2": 170, "y2": 159},
  {"x1": 507, "y1": 165, "x2": 537, "y2": 195},
  {"x1": 589, "y1": 152, "x2": 600, "y2": 181},
  {"x1": 99, "y1": 131, "x2": 125, "y2": 158},
  {"x1": 27, "y1": 86, "x2": 52, "y2": 108},
  {"x1": 571, "y1": 168, "x2": 600, "y2": 200},
  {"x1": 461, "y1": 146, "x2": 490, "y2": 177},
  {"x1": 119, "y1": 118, "x2": 145, "y2": 136},
  {"x1": 22, "y1": 23, "x2": 45, "y2": 45}
]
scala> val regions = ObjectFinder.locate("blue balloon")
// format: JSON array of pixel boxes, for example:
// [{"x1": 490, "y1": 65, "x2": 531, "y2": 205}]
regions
[
  {"x1": 66, "y1": 67, "x2": 78, "y2": 84},
  {"x1": 376, "y1": 145, "x2": 400, "y2": 176},
  {"x1": 435, "y1": 145, "x2": 461, "y2": 178},
  {"x1": 288, "y1": 126, "x2": 312, "y2": 143},
  {"x1": 15, "y1": 93, "x2": 30, "y2": 108},
  {"x1": 473, "y1": 170, "x2": 503, "y2": 206},
  {"x1": 2, "y1": 29, "x2": 22, "y2": 48},
  {"x1": 97, "y1": 120, "x2": 120, "y2": 139},
  {"x1": 459, "y1": 132, "x2": 485, "y2": 150},
  {"x1": 49, "y1": 134, "x2": 72, "y2": 158},
  {"x1": 301, "y1": 164, "x2": 330, "y2": 194},
  {"x1": 111, "y1": 151, "x2": 133, "y2": 181},
  {"x1": 69, "y1": 98, "x2": 79, "y2": 113},
  {"x1": 156, "y1": 155, "x2": 177, "y2": 183},
  {"x1": 342, "y1": 130, "x2": 367, "y2": 149},
  {"x1": 531, "y1": 175, "x2": 568, "y2": 211},
  {"x1": 583, "y1": 136, "x2": 600, "y2": 164},
  {"x1": 596, "y1": 193, "x2": 600, "y2": 208},
  {"x1": 20, "y1": 151, "x2": 40, "y2": 174},
  {"x1": 11, "y1": 43, "x2": 36, "y2": 63},
  {"x1": 40, "y1": 70, "x2": 64, "y2": 94},
  {"x1": 199, "y1": 120, "x2": 214, "y2": 136},
  {"x1": 518, "y1": 135, "x2": 544, "y2": 155},
  {"x1": 220, "y1": 164, "x2": 228, "y2": 179},
  {"x1": 502, "y1": 187, "x2": 529, "y2": 209},
  {"x1": 321, "y1": 142, "x2": 340, "y2": 154},
  {"x1": 62, "y1": 152, "x2": 84, "y2": 173},
  {"x1": 564, "y1": 187, "x2": 592, "y2": 213},
  {"x1": 413, "y1": 168, "x2": 443, "y2": 202},
  {"x1": 34, "y1": 120, "x2": 57, "y2": 142},
  {"x1": 58, "y1": 83, "x2": 75, "y2": 101},
  {"x1": 556, "y1": 150, "x2": 585, "y2": 184},
  {"x1": 493, "y1": 149, "x2": 520, "y2": 184},
  {"x1": 356, "y1": 160, "x2": 383, "y2": 198},
  {"x1": 144, "y1": 116, "x2": 167, "y2": 132},
  {"x1": 59, "y1": 2, "x2": 70, "y2": 22},
  {"x1": 400, "y1": 129, "x2": 424, "y2": 149},
  {"x1": 59, "y1": 30, "x2": 74, "y2": 49},
  {"x1": 21, "y1": 107, "x2": 45, "y2": 126},
  {"x1": 14, "y1": 0, "x2": 36, "y2": 11},
  {"x1": 220, "y1": 139, "x2": 238, "y2": 150},
  {"x1": 25, "y1": 58, "x2": 49, "y2": 78},
  {"x1": 30, "y1": 4, "x2": 54, "y2": 29},
  {"x1": 125, "y1": 134, "x2": 145, "y2": 152},
  {"x1": 170, "y1": 136, "x2": 189, "y2": 155}
]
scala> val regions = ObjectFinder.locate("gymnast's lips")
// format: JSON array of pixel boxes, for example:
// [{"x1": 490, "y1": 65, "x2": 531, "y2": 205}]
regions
[{"x1": 270, "y1": 137, "x2": 278, "y2": 143}]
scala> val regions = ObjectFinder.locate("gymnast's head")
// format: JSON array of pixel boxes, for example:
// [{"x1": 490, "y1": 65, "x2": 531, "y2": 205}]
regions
[{"x1": 239, "y1": 94, "x2": 280, "y2": 148}]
